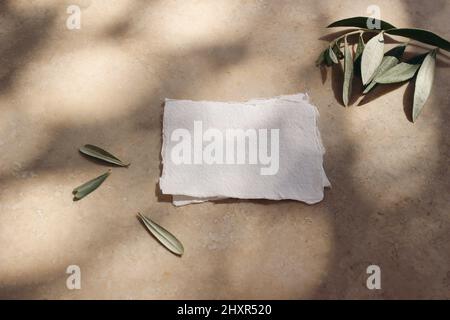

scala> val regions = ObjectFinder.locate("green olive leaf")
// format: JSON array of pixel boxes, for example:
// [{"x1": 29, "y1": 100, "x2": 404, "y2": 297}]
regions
[
  {"x1": 386, "y1": 28, "x2": 450, "y2": 52},
  {"x1": 362, "y1": 45, "x2": 406, "y2": 93},
  {"x1": 363, "y1": 57, "x2": 399, "y2": 93},
  {"x1": 138, "y1": 213, "x2": 184, "y2": 256},
  {"x1": 343, "y1": 39, "x2": 354, "y2": 107},
  {"x1": 332, "y1": 42, "x2": 344, "y2": 59},
  {"x1": 328, "y1": 17, "x2": 396, "y2": 30},
  {"x1": 324, "y1": 49, "x2": 333, "y2": 66},
  {"x1": 72, "y1": 170, "x2": 111, "y2": 201},
  {"x1": 374, "y1": 63, "x2": 420, "y2": 84},
  {"x1": 361, "y1": 33, "x2": 385, "y2": 85},
  {"x1": 413, "y1": 50, "x2": 437, "y2": 122},
  {"x1": 80, "y1": 144, "x2": 130, "y2": 167},
  {"x1": 353, "y1": 34, "x2": 365, "y2": 77},
  {"x1": 385, "y1": 44, "x2": 407, "y2": 58},
  {"x1": 355, "y1": 34, "x2": 365, "y2": 60},
  {"x1": 371, "y1": 51, "x2": 426, "y2": 85},
  {"x1": 328, "y1": 46, "x2": 339, "y2": 64}
]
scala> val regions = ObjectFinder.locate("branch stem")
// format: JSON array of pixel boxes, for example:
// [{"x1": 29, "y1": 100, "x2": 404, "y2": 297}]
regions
[{"x1": 332, "y1": 29, "x2": 380, "y2": 44}]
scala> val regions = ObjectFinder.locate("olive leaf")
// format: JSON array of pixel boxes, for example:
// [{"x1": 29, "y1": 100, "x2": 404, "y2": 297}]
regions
[
  {"x1": 328, "y1": 45, "x2": 339, "y2": 64},
  {"x1": 386, "y1": 28, "x2": 450, "y2": 52},
  {"x1": 332, "y1": 42, "x2": 344, "y2": 59},
  {"x1": 353, "y1": 34, "x2": 365, "y2": 76},
  {"x1": 385, "y1": 44, "x2": 407, "y2": 59},
  {"x1": 363, "y1": 57, "x2": 399, "y2": 93},
  {"x1": 355, "y1": 34, "x2": 365, "y2": 60},
  {"x1": 372, "y1": 52, "x2": 426, "y2": 84},
  {"x1": 363, "y1": 45, "x2": 406, "y2": 93},
  {"x1": 342, "y1": 38, "x2": 354, "y2": 107},
  {"x1": 328, "y1": 16, "x2": 396, "y2": 30},
  {"x1": 361, "y1": 33, "x2": 385, "y2": 84},
  {"x1": 374, "y1": 63, "x2": 420, "y2": 84},
  {"x1": 79, "y1": 144, "x2": 130, "y2": 167},
  {"x1": 137, "y1": 213, "x2": 184, "y2": 256},
  {"x1": 324, "y1": 49, "x2": 333, "y2": 66},
  {"x1": 317, "y1": 17, "x2": 448, "y2": 122},
  {"x1": 412, "y1": 50, "x2": 437, "y2": 122},
  {"x1": 72, "y1": 170, "x2": 111, "y2": 201}
]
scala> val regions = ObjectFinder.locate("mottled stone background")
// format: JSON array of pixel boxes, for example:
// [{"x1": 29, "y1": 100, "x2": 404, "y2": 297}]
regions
[{"x1": 0, "y1": 0, "x2": 448, "y2": 299}]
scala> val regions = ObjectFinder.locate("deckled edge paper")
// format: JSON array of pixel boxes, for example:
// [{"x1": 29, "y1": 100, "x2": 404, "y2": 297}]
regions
[{"x1": 160, "y1": 93, "x2": 330, "y2": 206}]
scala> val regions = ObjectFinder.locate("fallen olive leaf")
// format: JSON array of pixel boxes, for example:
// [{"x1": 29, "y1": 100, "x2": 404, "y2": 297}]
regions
[
  {"x1": 72, "y1": 170, "x2": 111, "y2": 201},
  {"x1": 79, "y1": 144, "x2": 130, "y2": 167},
  {"x1": 138, "y1": 213, "x2": 184, "y2": 256}
]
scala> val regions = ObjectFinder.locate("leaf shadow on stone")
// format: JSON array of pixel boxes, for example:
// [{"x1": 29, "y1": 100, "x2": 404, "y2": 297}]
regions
[
  {"x1": 403, "y1": 78, "x2": 416, "y2": 122},
  {"x1": 357, "y1": 82, "x2": 406, "y2": 106}
]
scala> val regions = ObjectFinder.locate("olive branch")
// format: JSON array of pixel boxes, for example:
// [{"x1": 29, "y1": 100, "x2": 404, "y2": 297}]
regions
[{"x1": 316, "y1": 17, "x2": 450, "y2": 122}]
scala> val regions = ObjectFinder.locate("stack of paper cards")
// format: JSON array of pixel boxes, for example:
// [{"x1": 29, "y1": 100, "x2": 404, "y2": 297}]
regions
[{"x1": 159, "y1": 93, "x2": 330, "y2": 206}]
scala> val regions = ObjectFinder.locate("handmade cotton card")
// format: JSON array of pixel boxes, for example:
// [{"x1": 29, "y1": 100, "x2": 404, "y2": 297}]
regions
[{"x1": 159, "y1": 93, "x2": 330, "y2": 206}]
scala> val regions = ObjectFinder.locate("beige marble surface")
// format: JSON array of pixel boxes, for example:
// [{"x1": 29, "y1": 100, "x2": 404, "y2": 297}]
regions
[{"x1": 0, "y1": 0, "x2": 449, "y2": 299}]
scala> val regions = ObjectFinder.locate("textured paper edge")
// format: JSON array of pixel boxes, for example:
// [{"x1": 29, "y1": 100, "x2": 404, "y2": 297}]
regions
[{"x1": 160, "y1": 93, "x2": 331, "y2": 206}]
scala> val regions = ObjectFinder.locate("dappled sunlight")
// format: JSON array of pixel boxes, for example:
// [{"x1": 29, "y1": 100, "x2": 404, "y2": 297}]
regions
[
  {"x1": 0, "y1": 0, "x2": 448, "y2": 299},
  {"x1": 80, "y1": 0, "x2": 138, "y2": 32},
  {"x1": 137, "y1": 1, "x2": 253, "y2": 50},
  {"x1": 18, "y1": 44, "x2": 153, "y2": 121},
  {"x1": 191, "y1": 208, "x2": 334, "y2": 299},
  {"x1": 0, "y1": 0, "x2": 357, "y2": 299},
  {"x1": 310, "y1": 0, "x2": 450, "y2": 298},
  {"x1": 0, "y1": 112, "x2": 53, "y2": 177},
  {"x1": 7, "y1": 200, "x2": 335, "y2": 299},
  {"x1": 0, "y1": 168, "x2": 97, "y2": 289}
]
